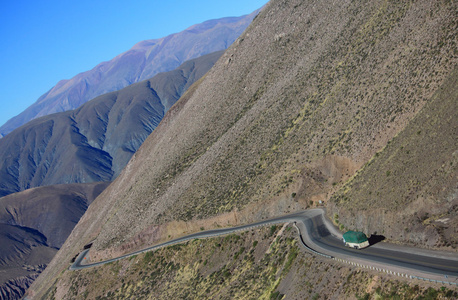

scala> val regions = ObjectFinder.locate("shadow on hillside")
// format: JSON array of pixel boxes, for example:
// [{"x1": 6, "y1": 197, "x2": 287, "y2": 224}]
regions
[{"x1": 368, "y1": 234, "x2": 386, "y2": 246}]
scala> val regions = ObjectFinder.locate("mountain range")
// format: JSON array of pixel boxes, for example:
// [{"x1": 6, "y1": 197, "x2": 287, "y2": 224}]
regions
[
  {"x1": 26, "y1": 0, "x2": 457, "y2": 299},
  {"x1": 0, "y1": 10, "x2": 259, "y2": 138},
  {"x1": 0, "y1": 51, "x2": 223, "y2": 198}
]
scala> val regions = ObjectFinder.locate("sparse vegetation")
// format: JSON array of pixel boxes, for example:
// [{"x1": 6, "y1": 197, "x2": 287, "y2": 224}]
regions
[
  {"x1": 42, "y1": 225, "x2": 458, "y2": 299},
  {"x1": 330, "y1": 68, "x2": 458, "y2": 248},
  {"x1": 50, "y1": 226, "x2": 303, "y2": 299},
  {"x1": 28, "y1": 0, "x2": 458, "y2": 298},
  {"x1": 84, "y1": 0, "x2": 458, "y2": 253}
]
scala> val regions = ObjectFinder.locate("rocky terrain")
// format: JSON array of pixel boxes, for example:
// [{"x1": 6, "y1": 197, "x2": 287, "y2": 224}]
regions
[
  {"x1": 0, "y1": 182, "x2": 108, "y2": 299},
  {"x1": 40, "y1": 225, "x2": 458, "y2": 299},
  {"x1": 0, "y1": 51, "x2": 222, "y2": 198},
  {"x1": 1, "y1": 273, "x2": 42, "y2": 300},
  {"x1": 329, "y1": 69, "x2": 457, "y2": 249},
  {"x1": 0, "y1": 10, "x2": 259, "y2": 137},
  {"x1": 26, "y1": 0, "x2": 457, "y2": 298}
]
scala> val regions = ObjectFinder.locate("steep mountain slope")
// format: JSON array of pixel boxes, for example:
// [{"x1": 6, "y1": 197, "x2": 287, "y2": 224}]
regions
[
  {"x1": 0, "y1": 182, "x2": 108, "y2": 300},
  {"x1": 28, "y1": 0, "x2": 457, "y2": 298},
  {"x1": 330, "y1": 68, "x2": 457, "y2": 249},
  {"x1": 0, "y1": 11, "x2": 259, "y2": 137},
  {"x1": 0, "y1": 51, "x2": 222, "y2": 197}
]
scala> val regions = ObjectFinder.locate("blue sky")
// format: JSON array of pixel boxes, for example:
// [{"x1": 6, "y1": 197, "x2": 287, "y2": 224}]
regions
[{"x1": 0, "y1": 0, "x2": 268, "y2": 127}]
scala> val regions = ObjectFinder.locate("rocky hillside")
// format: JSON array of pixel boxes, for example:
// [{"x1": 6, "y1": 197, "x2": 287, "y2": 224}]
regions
[
  {"x1": 0, "y1": 11, "x2": 259, "y2": 137},
  {"x1": 0, "y1": 182, "x2": 108, "y2": 300},
  {"x1": 329, "y1": 69, "x2": 457, "y2": 250},
  {"x1": 1, "y1": 273, "x2": 42, "y2": 300},
  {"x1": 37, "y1": 225, "x2": 458, "y2": 299},
  {"x1": 0, "y1": 51, "x2": 222, "y2": 197},
  {"x1": 28, "y1": 0, "x2": 457, "y2": 298}
]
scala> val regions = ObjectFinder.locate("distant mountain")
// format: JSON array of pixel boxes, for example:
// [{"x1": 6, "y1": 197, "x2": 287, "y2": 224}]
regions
[
  {"x1": 0, "y1": 182, "x2": 109, "y2": 300},
  {"x1": 0, "y1": 10, "x2": 259, "y2": 137},
  {"x1": 0, "y1": 51, "x2": 222, "y2": 198}
]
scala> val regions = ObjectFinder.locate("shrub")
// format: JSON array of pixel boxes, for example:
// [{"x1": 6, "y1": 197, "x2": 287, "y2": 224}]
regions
[
  {"x1": 270, "y1": 291, "x2": 284, "y2": 299},
  {"x1": 270, "y1": 225, "x2": 278, "y2": 236}
]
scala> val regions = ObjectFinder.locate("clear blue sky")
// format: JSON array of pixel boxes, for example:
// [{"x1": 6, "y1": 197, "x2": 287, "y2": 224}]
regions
[{"x1": 0, "y1": 0, "x2": 268, "y2": 127}]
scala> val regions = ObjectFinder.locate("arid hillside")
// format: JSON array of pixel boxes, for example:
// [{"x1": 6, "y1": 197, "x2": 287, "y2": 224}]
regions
[
  {"x1": 329, "y1": 69, "x2": 457, "y2": 250},
  {"x1": 28, "y1": 0, "x2": 457, "y2": 298},
  {"x1": 0, "y1": 182, "x2": 108, "y2": 299},
  {"x1": 37, "y1": 225, "x2": 458, "y2": 300}
]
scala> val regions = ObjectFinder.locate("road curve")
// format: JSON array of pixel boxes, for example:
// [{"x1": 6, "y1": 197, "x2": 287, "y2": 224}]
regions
[{"x1": 70, "y1": 209, "x2": 458, "y2": 283}]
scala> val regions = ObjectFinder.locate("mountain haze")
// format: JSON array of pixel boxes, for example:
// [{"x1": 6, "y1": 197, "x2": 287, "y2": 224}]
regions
[
  {"x1": 28, "y1": 0, "x2": 457, "y2": 298},
  {"x1": 0, "y1": 51, "x2": 222, "y2": 198},
  {"x1": 0, "y1": 11, "x2": 259, "y2": 138}
]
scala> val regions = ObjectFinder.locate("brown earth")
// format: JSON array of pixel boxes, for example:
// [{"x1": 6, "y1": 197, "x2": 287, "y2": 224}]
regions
[
  {"x1": 0, "y1": 182, "x2": 109, "y2": 299},
  {"x1": 27, "y1": 0, "x2": 457, "y2": 298},
  {"x1": 39, "y1": 225, "x2": 458, "y2": 300}
]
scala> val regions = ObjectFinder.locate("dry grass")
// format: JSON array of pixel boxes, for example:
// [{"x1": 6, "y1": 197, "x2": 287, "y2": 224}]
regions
[
  {"x1": 330, "y1": 69, "x2": 458, "y2": 249},
  {"x1": 28, "y1": 0, "x2": 458, "y2": 297},
  {"x1": 44, "y1": 225, "x2": 457, "y2": 299}
]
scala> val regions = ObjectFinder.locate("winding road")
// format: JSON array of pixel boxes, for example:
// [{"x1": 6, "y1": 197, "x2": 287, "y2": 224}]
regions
[{"x1": 70, "y1": 209, "x2": 458, "y2": 284}]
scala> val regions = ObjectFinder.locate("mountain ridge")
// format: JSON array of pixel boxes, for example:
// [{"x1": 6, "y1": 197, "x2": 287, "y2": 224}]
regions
[
  {"x1": 0, "y1": 11, "x2": 260, "y2": 137},
  {"x1": 0, "y1": 51, "x2": 223, "y2": 198}
]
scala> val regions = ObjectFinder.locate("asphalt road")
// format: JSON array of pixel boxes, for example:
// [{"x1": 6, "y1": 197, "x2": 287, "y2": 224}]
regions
[
  {"x1": 70, "y1": 209, "x2": 458, "y2": 282},
  {"x1": 302, "y1": 212, "x2": 458, "y2": 277}
]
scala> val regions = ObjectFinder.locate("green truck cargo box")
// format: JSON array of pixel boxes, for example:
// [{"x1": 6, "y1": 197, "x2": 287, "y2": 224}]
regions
[{"x1": 343, "y1": 231, "x2": 369, "y2": 249}]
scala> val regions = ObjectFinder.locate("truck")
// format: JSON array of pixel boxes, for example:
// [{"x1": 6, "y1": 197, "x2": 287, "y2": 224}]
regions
[{"x1": 342, "y1": 231, "x2": 369, "y2": 249}]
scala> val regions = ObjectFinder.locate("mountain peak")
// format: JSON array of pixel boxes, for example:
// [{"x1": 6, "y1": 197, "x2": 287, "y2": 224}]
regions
[{"x1": 0, "y1": 10, "x2": 259, "y2": 137}]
